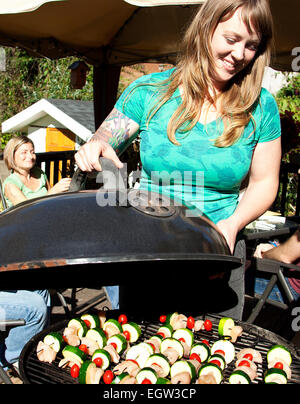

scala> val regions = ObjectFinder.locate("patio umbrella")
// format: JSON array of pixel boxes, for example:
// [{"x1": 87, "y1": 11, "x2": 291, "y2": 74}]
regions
[
  {"x1": 0, "y1": 0, "x2": 297, "y2": 125},
  {"x1": 0, "y1": 0, "x2": 297, "y2": 70}
]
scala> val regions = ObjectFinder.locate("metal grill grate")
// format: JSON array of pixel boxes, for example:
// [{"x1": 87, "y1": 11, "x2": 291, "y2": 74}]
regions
[{"x1": 19, "y1": 314, "x2": 300, "y2": 384}]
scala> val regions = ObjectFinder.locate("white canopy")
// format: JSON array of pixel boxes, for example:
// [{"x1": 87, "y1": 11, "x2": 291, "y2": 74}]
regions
[{"x1": 0, "y1": 0, "x2": 297, "y2": 71}]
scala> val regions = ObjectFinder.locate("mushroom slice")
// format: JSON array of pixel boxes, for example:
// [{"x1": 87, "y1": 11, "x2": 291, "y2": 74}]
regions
[
  {"x1": 171, "y1": 371, "x2": 191, "y2": 384},
  {"x1": 36, "y1": 341, "x2": 57, "y2": 363}
]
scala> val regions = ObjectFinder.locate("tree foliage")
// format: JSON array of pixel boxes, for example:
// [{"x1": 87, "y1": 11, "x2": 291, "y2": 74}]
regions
[{"x1": 0, "y1": 47, "x2": 94, "y2": 148}]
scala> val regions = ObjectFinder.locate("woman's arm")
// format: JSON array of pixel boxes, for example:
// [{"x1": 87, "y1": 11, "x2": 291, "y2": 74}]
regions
[
  {"x1": 261, "y1": 227, "x2": 300, "y2": 264},
  {"x1": 4, "y1": 182, "x2": 27, "y2": 205},
  {"x1": 75, "y1": 108, "x2": 140, "y2": 172},
  {"x1": 216, "y1": 137, "x2": 282, "y2": 252}
]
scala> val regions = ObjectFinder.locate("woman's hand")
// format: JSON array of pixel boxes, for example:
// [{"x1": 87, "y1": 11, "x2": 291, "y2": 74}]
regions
[
  {"x1": 216, "y1": 217, "x2": 239, "y2": 254},
  {"x1": 253, "y1": 243, "x2": 274, "y2": 258},
  {"x1": 48, "y1": 178, "x2": 72, "y2": 194},
  {"x1": 75, "y1": 138, "x2": 123, "y2": 172}
]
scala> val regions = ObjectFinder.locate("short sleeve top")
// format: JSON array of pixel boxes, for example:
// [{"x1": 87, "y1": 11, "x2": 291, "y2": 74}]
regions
[
  {"x1": 3, "y1": 166, "x2": 48, "y2": 207},
  {"x1": 115, "y1": 68, "x2": 281, "y2": 223}
]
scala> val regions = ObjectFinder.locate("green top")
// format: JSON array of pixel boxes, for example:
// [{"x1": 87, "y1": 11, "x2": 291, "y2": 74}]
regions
[
  {"x1": 3, "y1": 166, "x2": 48, "y2": 208},
  {"x1": 115, "y1": 68, "x2": 281, "y2": 224}
]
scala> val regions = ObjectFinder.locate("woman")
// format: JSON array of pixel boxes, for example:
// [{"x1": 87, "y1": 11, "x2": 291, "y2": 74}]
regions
[
  {"x1": 3, "y1": 135, "x2": 71, "y2": 207},
  {"x1": 253, "y1": 226, "x2": 300, "y2": 303},
  {"x1": 0, "y1": 290, "x2": 50, "y2": 371},
  {"x1": 75, "y1": 0, "x2": 281, "y2": 319}
]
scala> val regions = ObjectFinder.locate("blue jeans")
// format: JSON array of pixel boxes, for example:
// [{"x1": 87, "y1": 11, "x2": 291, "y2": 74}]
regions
[
  {"x1": 0, "y1": 290, "x2": 50, "y2": 367},
  {"x1": 105, "y1": 286, "x2": 119, "y2": 310},
  {"x1": 255, "y1": 277, "x2": 300, "y2": 303}
]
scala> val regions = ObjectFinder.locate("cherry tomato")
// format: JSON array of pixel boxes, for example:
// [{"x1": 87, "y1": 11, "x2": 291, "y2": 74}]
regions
[
  {"x1": 127, "y1": 359, "x2": 139, "y2": 366},
  {"x1": 214, "y1": 350, "x2": 225, "y2": 357},
  {"x1": 118, "y1": 314, "x2": 128, "y2": 325},
  {"x1": 210, "y1": 359, "x2": 221, "y2": 368},
  {"x1": 147, "y1": 342, "x2": 156, "y2": 352},
  {"x1": 157, "y1": 332, "x2": 165, "y2": 338},
  {"x1": 83, "y1": 319, "x2": 91, "y2": 328},
  {"x1": 187, "y1": 316, "x2": 195, "y2": 330},
  {"x1": 103, "y1": 370, "x2": 114, "y2": 384},
  {"x1": 274, "y1": 362, "x2": 284, "y2": 369},
  {"x1": 93, "y1": 357, "x2": 103, "y2": 367},
  {"x1": 123, "y1": 330, "x2": 131, "y2": 341},
  {"x1": 204, "y1": 319, "x2": 213, "y2": 331},
  {"x1": 110, "y1": 342, "x2": 117, "y2": 350},
  {"x1": 243, "y1": 353, "x2": 253, "y2": 361},
  {"x1": 142, "y1": 378, "x2": 152, "y2": 384},
  {"x1": 159, "y1": 315, "x2": 167, "y2": 323},
  {"x1": 190, "y1": 353, "x2": 201, "y2": 363},
  {"x1": 202, "y1": 339, "x2": 210, "y2": 347},
  {"x1": 70, "y1": 363, "x2": 80, "y2": 378},
  {"x1": 79, "y1": 344, "x2": 88, "y2": 354},
  {"x1": 179, "y1": 338, "x2": 186, "y2": 344},
  {"x1": 238, "y1": 360, "x2": 251, "y2": 367}
]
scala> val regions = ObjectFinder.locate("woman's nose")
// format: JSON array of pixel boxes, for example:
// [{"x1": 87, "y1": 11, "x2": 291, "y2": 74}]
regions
[{"x1": 232, "y1": 44, "x2": 245, "y2": 61}]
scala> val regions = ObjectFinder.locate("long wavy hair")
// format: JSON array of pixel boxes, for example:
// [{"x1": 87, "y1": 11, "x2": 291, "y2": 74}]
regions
[{"x1": 147, "y1": 0, "x2": 274, "y2": 147}]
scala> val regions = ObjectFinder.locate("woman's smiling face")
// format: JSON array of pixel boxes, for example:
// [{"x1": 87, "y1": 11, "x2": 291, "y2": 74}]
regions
[
  {"x1": 14, "y1": 142, "x2": 36, "y2": 171},
  {"x1": 210, "y1": 7, "x2": 260, "y2": 91}
]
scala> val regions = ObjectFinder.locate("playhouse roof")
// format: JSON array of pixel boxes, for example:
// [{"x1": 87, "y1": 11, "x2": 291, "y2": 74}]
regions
[{"x1": 1, "y1": 98, "x2": 95, "y2": 141}]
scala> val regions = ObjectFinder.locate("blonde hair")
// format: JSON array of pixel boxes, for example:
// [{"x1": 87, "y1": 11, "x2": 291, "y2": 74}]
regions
[
  {"x1": 147, "y1": 0, "x2": 274, "y2": 147},
  {"x1": 4, "y1": 135, "x2": 35, "y2": 171}
]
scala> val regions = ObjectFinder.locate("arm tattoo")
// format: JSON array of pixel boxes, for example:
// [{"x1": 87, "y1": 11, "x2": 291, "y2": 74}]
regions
[{"x1": 93, "y1": 109, "x2": 137, "y2": 154}]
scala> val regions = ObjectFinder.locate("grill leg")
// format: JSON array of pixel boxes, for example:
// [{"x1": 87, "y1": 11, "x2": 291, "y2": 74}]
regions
[
  {"x1": 55, "y1": 291, "x2": 71, "y2": 318},
  {"x1": 247, "y1": 274, "x2": 277, "y2": 324}
]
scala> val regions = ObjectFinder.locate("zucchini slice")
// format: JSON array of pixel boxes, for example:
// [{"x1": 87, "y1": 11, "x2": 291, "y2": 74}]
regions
[
  {"x1": 218, "y1": 317, "x2": 235, "y2": 338},
  {"x1": 67, "y1": 318, "x2": 88, "y2": 338},
  {"x1": 166, "y1": 312, "x2": 179, "y2": 327},
  {"x1": 122, "y1": 322, "x2": 141, "y2": 343},
  {"x1": 43, "y1": 332, "x2": 64, "y2": 353},
  {"x1": 107, "y1": 334, "x2": 127, "y2": 354},
  {"x1": 136, "y1": 367, "x2": 158, "y2": 384},
  {"x1": 209, "y1": 354, "x2": 226, "y2": 370},
  {"x1": 198, "y1": 363, "x2": 223, "y2": 384},
  {"x1": 190, "y1": 343, "x2": 210, "y2": 363},
  {"x1": 62, "y1": 345, "x2": 86, "y2": 365},
  {"x1": 264, "y1": 368, "x2": 288, "y2": 384},
  {"x1": 81, "y1": 314, "x2": 100, "y2": 329},
  {"x1": 172, "y1": 328, "x2": 194, "y2": 347},
  {"x1": 126, "y1": 342, "x2": 154, "y2": 368},
  {"x1": 211, "y1": 340, "x2": 235, "y2": 364},
  {"x1": 170, "y1": 360, "x2": 197, "y2": 383},
  {"x1": 86, "y1": 328, "x2": 107, "y2": 349},
  {"x1": 92, "y1": 349, "x2": 111, "y2": 370},
  {"x1": 103, "y1": 319, "x2": 123, "y2": 336},
  {"x1": 112, "y1": 372, "x2": 131, "y2": 384},
  {"x1": 157, "y1": 324, "x2": 173, "y2": 338},
  {"x1": 156, "y1": 377, "x2": 171, "y2": 384},
  {"x1": 267, "y1": 345, "x2": 292, "y2": 367},
  {"x1": 229, "y1": 369, "x2": 251, "y2": 384},
  {"x1": 79, "y1": 360, "x2": 97, "y2": 384},
  {"x1": 160, "y1": 337, "x2": 184, "y2": 359},
  {"x1": 145, "y1": 354, "x2": 171, "y2": 378}
]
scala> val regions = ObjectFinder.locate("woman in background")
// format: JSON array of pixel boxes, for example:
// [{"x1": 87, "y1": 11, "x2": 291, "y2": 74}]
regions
[{"x1": 3, "y1": 135, "x2": 71, "y2": 207}]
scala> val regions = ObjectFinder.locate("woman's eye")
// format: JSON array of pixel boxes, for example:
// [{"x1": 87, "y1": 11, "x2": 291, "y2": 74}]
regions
[{"x1": 226, "y1": 37, "x2": 236, "y2": 44}]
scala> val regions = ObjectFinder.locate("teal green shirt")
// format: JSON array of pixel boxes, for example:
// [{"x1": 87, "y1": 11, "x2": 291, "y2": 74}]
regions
[
  {"x1": 3, "y1": 166, "x2": 48, "y2": 208},
  {"x1": 115, "y1": 69, "x2": 281, "y2": 223}
]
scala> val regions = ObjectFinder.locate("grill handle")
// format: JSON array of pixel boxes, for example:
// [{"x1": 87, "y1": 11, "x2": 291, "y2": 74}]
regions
[{"x1": 69, "y1": 157, "x2": 121, "y2": 192}]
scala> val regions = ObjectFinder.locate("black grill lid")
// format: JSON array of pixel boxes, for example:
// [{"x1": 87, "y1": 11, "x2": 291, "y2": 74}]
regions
[{"x1": 0, "y1": 190, "x2": 241, "y2": 290}]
